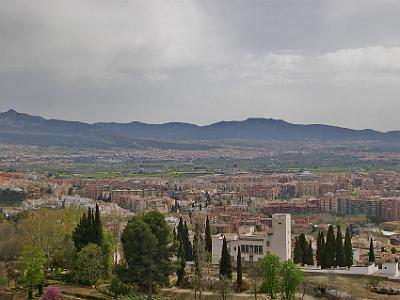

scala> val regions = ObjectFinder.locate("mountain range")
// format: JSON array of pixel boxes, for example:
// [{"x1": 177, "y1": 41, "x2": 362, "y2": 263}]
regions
[{"x1": 1, "y1": 109, "x2": 400, "y2": 149}]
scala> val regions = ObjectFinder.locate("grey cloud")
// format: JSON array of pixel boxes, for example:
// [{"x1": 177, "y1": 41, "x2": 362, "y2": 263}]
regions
[{"x1": 1, "y1": 0, "x2": 400, "y2": 131}]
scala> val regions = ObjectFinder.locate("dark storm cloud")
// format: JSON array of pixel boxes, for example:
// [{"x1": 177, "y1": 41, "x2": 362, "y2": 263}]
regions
[{"x1": 1, "y1": 0, "x2": 400, "y2": 131}]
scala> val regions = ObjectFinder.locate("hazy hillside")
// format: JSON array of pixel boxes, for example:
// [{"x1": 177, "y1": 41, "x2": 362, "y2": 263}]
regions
[{"x1": 1, "y1": 110, "x2": 400, "y2": 149}]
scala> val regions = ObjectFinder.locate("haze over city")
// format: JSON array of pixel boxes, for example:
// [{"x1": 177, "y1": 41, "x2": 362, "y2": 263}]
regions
[{"x1": 1, "y1": 1, "x2": 400, "y2": 130}]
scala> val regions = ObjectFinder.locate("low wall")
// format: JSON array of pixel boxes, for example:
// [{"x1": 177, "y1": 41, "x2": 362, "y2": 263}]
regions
[{"x1": 302, "y1": 264, "x2": 379, "y2": 276}]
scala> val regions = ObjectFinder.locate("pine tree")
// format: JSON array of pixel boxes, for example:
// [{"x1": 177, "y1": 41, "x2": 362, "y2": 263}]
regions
[
  {"x1": 344, "y1": 227, "x2": 353, "y2": 267},
  {"x1": 316, "y1": 231, "x2": 325, "y2": 267},
  {"x1": 219, "y1": 236, "x2": 232, "y2": 279},
  {"x1": 293, "y1": 237, "x2": 302, "y2": 265},
  {"x1": 324, "y1": 225, "x2": 336, "y2": 268},
  {"x1": 335, "y1": 225, "x2": 345, "y2": 267},
  {"x1": 369, "y1": 238, "x2": 375, "y2": 263},
  {"x1": 205, "y1": 215, "x2": 212, "y2": 254},
  {"x1": 306, "y1": 241, "x2": 314, "y2": 266},
  {"x1": 237, "y1": 247, "x2": 242, "y2": 292}
]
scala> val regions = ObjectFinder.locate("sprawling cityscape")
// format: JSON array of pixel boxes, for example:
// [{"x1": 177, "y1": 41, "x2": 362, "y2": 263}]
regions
[{"x1": 2, "y1": 1, "x2": 400, "y2": 300}]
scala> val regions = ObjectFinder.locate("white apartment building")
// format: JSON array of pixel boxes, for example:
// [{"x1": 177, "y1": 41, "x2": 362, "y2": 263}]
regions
[{"x1": 211, "y1": 213, "x2": 291, "y2": 264}]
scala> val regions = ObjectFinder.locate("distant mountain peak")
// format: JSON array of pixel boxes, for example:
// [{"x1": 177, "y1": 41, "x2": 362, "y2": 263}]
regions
[
  {"x1": 5, "y1": 109, "x2": 18, "y2": 114},
  {"x1": 1, "y1": 110, "x2": 400, "y2": 147}
]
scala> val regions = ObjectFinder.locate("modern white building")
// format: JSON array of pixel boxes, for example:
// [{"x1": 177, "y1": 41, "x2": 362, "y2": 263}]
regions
[{"x1": 212, "y1": 213, "x2": 291, "y2": 264}]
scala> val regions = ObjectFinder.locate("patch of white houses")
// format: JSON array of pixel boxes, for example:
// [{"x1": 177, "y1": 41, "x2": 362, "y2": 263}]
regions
[{"x1": 212, "y1": 213, "x2": 291, "y2": 264}]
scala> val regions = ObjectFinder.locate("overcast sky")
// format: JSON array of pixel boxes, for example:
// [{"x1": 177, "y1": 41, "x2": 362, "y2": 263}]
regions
[{"x1": 1, "y1": 0, "x2": 400, "y2": 131}]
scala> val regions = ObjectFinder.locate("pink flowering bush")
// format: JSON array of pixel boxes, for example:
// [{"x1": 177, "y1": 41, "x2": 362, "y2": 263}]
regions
[{"x1": 41, "y1": 287, "x2": 61, "y2": 300}]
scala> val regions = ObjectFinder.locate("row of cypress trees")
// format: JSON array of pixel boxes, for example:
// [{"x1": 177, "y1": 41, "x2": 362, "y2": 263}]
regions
[
  {"x1": 175, "y1": 215, "x2": 214, "y2": 286},
  {"x1": 293, "y1": 233, "x2": 314, "y2": 266},
  {"x1": 72, "y1": 204, "x2": 103, "y2": 251},
  {"x1": 174, "y1": 215, "x2": 213, "y2": 261},
  {"x1": 294, "y1": 225, "x2": 354, "y2": 268}
]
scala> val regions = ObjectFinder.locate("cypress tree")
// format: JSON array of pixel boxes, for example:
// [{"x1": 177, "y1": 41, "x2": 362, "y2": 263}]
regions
[
  {"x1": 87, "y1": 207, "x2": 95, "y2": 243},
  {"x1": 298, "y1": 233, "x2": 308, "y2": 266},
  {"x1": 324, "y1": 225, "x2": 336, "y2": 268},
  {"x1": 369, "y1": 238, "x2": 375, "y2": 263},
  {"x1": 176, "y1": 233, "x2": 186, "y2": 286},
  {"x1": 94, "y1": 203, "x2": 103, "y2": 244},
  {"x1": 219, "y1": 236, "x2": 232, "y2": 279},
  {"x1": 293, "y1": 237, "x2": 302, "y2": 265},
  {"x1": 183, "y1": 222, "x2": 193, "y2": 261},
  {"x1": 173, "y1": 227, "x2": 177, "y2": 241},
  {"x1": 306, "y1": 240, "x2": 314, "y2": 266},
  {"x1": 316, "y1": 231, "x2": 325, "y2": 267},
  {"x1": 205, "y1": 215, "x2": 212, "y2": 254},
  {"x1": 236, "y1": 247, "x2": 242, "y2": 292},
  {"x1": 177, "y1": 217, "x2": 184, "y2": 245},
  {"x1": 335, "y1": 225, "x2": 345, "y2": 267},
  {"x1": 344, "y1": 227, "x2": 353, "y2": 267}
]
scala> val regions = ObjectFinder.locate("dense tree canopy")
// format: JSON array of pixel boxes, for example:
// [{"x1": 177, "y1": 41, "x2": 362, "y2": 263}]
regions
[
  {"x1": 18, "y1": 244, "x2": 46, "y2": 299},
  {"x1": 121, "y1": 212, "x2": 175, "y2": 300},
  {"x1": 260, "y1": 254, "x2": 281, "y2": 299}
]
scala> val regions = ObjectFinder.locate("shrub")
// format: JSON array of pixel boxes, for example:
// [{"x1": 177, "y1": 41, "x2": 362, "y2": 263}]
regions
[{"x1": 42, "y1": 287, "x2": 61, "y2": 300}]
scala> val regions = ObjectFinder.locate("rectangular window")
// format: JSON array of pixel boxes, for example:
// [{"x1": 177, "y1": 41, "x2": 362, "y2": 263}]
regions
[
  {"x1": 249, "y1": 245, "x2": 254, "y2": 253},
  {"x1": 266, "y1": 241, "x2": 270, "y2": 247}
]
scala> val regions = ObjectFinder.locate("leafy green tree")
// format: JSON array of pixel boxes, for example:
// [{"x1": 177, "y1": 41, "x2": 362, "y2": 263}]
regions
[
  {"x1": 236, "y1": 247, "x2": 242, "y2": 293},
  {"x1": 293, "y1": 238, "x2": 302, "y2": 265},
  {"x1": 260, "y1": 254, "x2": 281, "y2": 299},
  {"x1": 369, "y1": 238, "x2": 375, "y2": 263},
  {"x1": 280, "y1": 260, "x2": 304, "y2": 300},
  {"x1": 344, "y1": 227, "x2": 353, "y2": 267},
  {"x1": 18, "y1": 244, "x2": 46, "y2": 299},
  {"x1": 0, "y1": 222, "x2": 18, "y2": 267},
  {"x1": 249, "y1": 264, "x2": 262, "y2": 300},
  {"x1": 324, "y1": 225, "x2": 336, "y2": 268},
  {"x1": 316, "y1": 231, "x2": 325, "y2": 267},
  {"x1": 101, "y1": 231, "x2": 114, "y2": 278},
  {"x1": 60, "y1": 234, "x2": 76, "y2": 272},
  {"x1": 205, "y1": 215, "x2": 212, "y2": 254},
  {"x1": 335, "y1": 226, "x2": 345, "y2": 267},
  {"x1": 75, "y1": 243, "x2": 103, "y2": 286},
  {"x1": 17, "y1": 206, "x2": 82, "y2": 276},
  {"x1": 219, "y1": 236, "x2": 232, "y2": 279}
]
